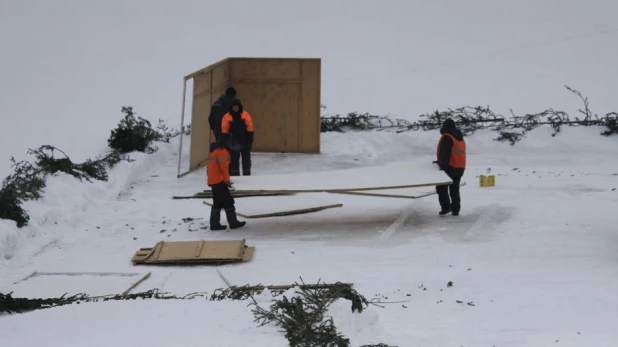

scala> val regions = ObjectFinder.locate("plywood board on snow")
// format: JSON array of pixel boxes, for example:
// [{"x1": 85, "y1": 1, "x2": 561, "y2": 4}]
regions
[
  {"x1": 203, "y1": 195, "x2": 343, "y2": 218},
  {"x1": 5, "y1": 271, "x2": 151, "y2": 299},
  {"x1": 131, "y1": 240, "x2": 254, "y2": 265},
  {"x1": 226, "y1": 160, "x2": 452, "y2": 193}
]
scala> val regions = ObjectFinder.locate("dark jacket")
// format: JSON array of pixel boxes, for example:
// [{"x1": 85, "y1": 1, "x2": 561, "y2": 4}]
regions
[
  {"x1": 209, "y1": 95, "x2": 240, "y2": 139},
  {"x1": 209, "y1": 140, "x2": 228, "y2": 153},
  {"x1": 437, "y1": 119, "x2": 465, "y2": 176}
]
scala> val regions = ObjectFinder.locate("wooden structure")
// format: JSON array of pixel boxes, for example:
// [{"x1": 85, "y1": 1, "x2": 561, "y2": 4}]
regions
[{"x1": 177, "y1": 57, "x2": 322, "y2": 178}]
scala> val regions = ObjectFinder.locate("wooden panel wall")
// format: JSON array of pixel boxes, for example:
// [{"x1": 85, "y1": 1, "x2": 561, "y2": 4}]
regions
[
  {"x1": 299, "y1": 60, "x2": 321, "y2": 153},
  {"x1": 228, "y1": 58, "x2": 320, "y2": 153},
  {"x1": 189, "y1": 62, "x2": 231, "y2": 169},
  {"x1": 185, "y1": 58, "x2": 320, "y2": 173}
]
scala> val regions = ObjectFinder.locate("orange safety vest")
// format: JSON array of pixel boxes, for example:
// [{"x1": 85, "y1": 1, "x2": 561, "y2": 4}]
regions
[
  {"x1": 437, "y1": 133, "x2": 466, "y2": 169},
  {"x1": 221, "y1": 111, "x2": 254, "y2": 134},
  {"x1": 207, "y1": 147, "x2": 231, "y2": 186}
]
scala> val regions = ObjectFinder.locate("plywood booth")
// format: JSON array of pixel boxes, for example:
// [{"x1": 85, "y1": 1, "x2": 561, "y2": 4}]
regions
[{"x1": 177, "y1": 57, "x2": 322, "y2": 178}]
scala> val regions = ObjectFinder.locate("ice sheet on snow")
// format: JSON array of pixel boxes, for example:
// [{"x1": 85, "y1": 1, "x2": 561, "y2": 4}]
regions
[
  {"x1": 204, "y1": 194, "x2": 342, "y2": 218},
  {"x1": 3, "y1": 271, "x2": 150, "y2": 298},
  {"x1": 230, "y1": 160, "x2": 452, "y2": 192}
]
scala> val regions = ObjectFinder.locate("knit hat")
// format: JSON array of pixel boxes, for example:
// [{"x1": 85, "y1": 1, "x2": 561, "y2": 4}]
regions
[
  {"x1": 225, "y1": 87, "x2": 237, "y2": 96},
  {"x1": 442, "y1": 118, "x2": 456, "y2": 130}
]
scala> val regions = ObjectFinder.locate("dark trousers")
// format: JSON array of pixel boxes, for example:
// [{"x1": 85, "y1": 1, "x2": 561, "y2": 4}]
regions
[
  {"x1": 230, "y1": 148, "x2": 251, "y2": 176},
  {"x1": 212, "y1": 129, "x2": 221, "y2": 143},
  {"x1": 211, "y1": 182, "x2": 235, "y2": 212},
  {"x1": 436, "y1": 171, "x2": 463, "y2": 212}
]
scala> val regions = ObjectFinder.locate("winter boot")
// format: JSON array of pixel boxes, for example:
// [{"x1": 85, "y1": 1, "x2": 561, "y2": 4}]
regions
[
  {"x1": 225, "y1": 208, "x2": 246, "y2": 229},
  {"x1": 209, "y1": 209, "x2": 227, "y2": 230},
  {"x1": 439, "y1": 207, "x2": 452, "y2": 216}
]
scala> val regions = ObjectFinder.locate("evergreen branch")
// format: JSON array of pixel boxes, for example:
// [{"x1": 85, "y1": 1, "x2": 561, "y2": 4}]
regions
[{"x1": 320, "y1": 85, "x2": 618, "y2": 143}]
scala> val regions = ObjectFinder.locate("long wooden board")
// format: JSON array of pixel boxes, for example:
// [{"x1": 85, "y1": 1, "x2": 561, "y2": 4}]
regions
[
  {"x1": 131, "y1": 240, "x2": 254, "y2": 265},
  {"x1": 220, "y1": 160, "x2": 452, "y2": 193},
  {"x1": 203, "y1": 195, "x2": 343, "y2": 218},
  {"x1": 5, "y1": 271, "x2": 152, "y2": 298},
  {"x1": 173, "y1": 192, "x2": 291, "y2": 199}
]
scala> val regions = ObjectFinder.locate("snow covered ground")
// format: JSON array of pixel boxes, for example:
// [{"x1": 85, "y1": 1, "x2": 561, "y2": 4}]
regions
[
  {"x1": 1, "y1": 126, "x2": 618, "y2": 346},
  {"x1": 2, "y1": 0, "x2": 618, "y2": 346}
]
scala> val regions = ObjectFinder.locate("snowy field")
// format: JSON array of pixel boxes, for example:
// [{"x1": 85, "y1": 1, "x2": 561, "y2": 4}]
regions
[
  {"x1": 2, "y1": 1, "x2": 618, "y2": 346},
  {"x1": 2, "y1": 127, "x2": 618, "y2": 346}
]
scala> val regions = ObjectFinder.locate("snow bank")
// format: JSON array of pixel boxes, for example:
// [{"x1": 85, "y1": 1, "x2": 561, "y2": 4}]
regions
[{"x1": 0, "y1": 146, "x2": 171, "y2": 262}]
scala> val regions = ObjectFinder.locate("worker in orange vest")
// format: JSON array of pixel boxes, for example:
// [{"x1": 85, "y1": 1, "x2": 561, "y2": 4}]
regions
[
  {"x1": 206, "y1": 138, "x2": 246, "y2": 230},
  {"x1": 220, "y1": 100, "x2": 254, "y2": 176},
  {"x1": 435, "y1": 118, "x2": 466, "y2": 216}
]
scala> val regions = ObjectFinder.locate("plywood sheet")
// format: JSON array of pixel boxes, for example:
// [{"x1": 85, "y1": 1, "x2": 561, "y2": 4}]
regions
[
  {"x1": 330, "y1": 181, "x2": 467, "y2": 199},
  {"x1": 132, "y1": 240, "x2": 254, "y2": 265},
  {"x1": 230, "y1": 59, "x2": 302, "y2": 82},
  {"x1": 235, "y1": 82, "x2": 300, "y2": 152},
  {"x1": 189, "y1": 91, "x2": 213, "y2": 169},
  {"x1": 228, "y1": 160, "x2": 452, "y2": 193},
  {"x1": 299, "y1": 60, "x2": 321, "y2": 153},
  {"x1": 330, "y1": 187, "x2": 437, "y2": 199},
  {"x1": 5, "y1": 272, "x2": 151, "y2": 298},
  {"x1": 203, "y1": 195, "x2": 343, "y2": 218}
]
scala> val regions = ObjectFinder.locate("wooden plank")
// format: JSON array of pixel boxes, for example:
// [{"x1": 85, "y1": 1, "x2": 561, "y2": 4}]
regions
[
  {"x1": 202, "y1": 195, "x2": 343, "y2": 218},
  {"x1": 299, "y1": 59, "x2": 321, "y2": 153},
  {"x1": 184, "y1": 58, "x2": 230, "y2": 80},
  {"x1": 155, "y1": 240, "x2": 245, "y2": 262},
  {"x1": 227, "y1": 282, "x2": 353, "y2": 292},
  {"x1": 121, "y1": 272, "x2": 152, "y2": 296},
  {"x1": 7, "y1": 272, "x2": 151, "y2": 298},
  {"x1": 176, "y1": 78, "x2": 188, "y2": 178},
  {"x1": 189, "y1": 92, "x2": 213, "y2": 169},
  {"x1": 203, "y1": 201, "x2": 342, "y2": 218},
  {"x1": 173, "y1": 192, "x2": 292, "y2": 199}
]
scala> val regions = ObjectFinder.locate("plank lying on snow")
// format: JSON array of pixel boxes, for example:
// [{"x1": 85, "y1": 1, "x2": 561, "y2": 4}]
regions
[
  {"x1": 203, "y1": 195, "x2": 343, "y2": 218},
  {"x1": 220, "y1": 160, "x2": 452, "y2": 193},
  {"x1": 223, "y1": 282, "x2": 354, "y2": 293},
  {"x1": 5, "y1": 271, "x2": 152, "y2": 298},
  {"x1": 131, "y1": 240, "x2": 254, "y2": 265}
]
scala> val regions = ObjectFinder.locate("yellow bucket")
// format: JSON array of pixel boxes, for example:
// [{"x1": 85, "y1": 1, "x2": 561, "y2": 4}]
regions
[{"x1": 479, "y1": 175, "x2": 495, "y2": 187}]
